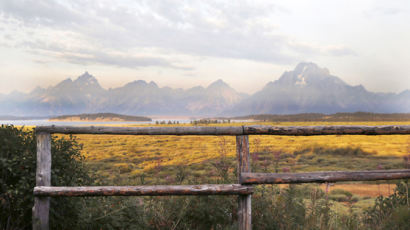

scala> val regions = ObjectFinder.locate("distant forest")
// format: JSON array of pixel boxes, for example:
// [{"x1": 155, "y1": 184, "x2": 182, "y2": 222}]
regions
[
  {"x1": 232, "y1": 112, "x2": 410, "y2": 122},
  {"x1": 50, "y1": 113, "x2": 152, "y2": 121}
]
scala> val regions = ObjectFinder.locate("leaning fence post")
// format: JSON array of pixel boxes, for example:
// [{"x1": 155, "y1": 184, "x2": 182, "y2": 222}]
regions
[
  {"x1": 33, "y1": 132, "x2": 51, "y2": 230},
  {"x1": 237, "y1": 135, "x2": 251, "y2": 230}
]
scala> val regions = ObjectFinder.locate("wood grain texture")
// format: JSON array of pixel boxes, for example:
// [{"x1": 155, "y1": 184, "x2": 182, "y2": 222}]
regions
[
  {"x1": 240, "y1": 169, "x2": 410, "y2": 184},
  {"x1": 33, "y1": 132, "x2": 51, "y2": 230},
  {"x1": 236, "y1": 135, "x2": 250, "y2": 179},
  {"x1": 34, "y1": 184, "x2": 254, "y2": 196},
  {"x1": 236, "y1": 135, "x2": 251, "y2": 230}
]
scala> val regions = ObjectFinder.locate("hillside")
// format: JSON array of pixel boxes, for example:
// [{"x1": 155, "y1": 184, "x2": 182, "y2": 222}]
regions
[
  {"x1": 49, "y1": 113, "x2": 152, "y2": 122},
  {"x1": 232, "y1": 112, "x2": 410, "y2": 122}
]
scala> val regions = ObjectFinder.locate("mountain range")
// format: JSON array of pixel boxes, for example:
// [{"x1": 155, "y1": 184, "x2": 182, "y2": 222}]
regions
[{"x1": 1, "y1": 62, "x2": 409, "y2": 117}]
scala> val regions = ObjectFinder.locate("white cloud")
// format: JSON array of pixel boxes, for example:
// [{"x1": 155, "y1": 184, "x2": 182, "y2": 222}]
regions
[
  {"x1": 0, "y1": 0, "x2": 355, "y2": 69},
  {"x1": 0, "y1": 0, "x2": 408, "y2": 94}
]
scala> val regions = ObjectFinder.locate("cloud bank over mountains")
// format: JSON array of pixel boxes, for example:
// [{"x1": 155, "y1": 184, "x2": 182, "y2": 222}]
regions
[
  {"x1": 1, "y1": 0, "x2": 409, "y2": 95},
  {"x1": 0, "y1": 63, "x2": 408, "y2": 117},
  {"x1": 1, "y1": 0, "x2": 349, "y2": 68}
]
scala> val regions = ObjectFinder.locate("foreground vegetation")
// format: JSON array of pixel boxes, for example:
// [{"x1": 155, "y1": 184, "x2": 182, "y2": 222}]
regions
[
  {"x1": 1, "y1": 121, "x2": 409, "y2": 229},
  {"x1": 0, "y1": 125, "x2": 93, "y2": 229}
]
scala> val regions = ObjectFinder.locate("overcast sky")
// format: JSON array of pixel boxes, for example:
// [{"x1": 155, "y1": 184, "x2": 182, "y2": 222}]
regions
[{"x1": 0, "y1": 0, "x2": 409, "y2": 94}]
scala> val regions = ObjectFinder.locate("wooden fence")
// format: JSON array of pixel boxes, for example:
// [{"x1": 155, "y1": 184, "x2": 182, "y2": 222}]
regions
[{"x1": 33, "y1": 125, "x2": 410, "y2": 230}]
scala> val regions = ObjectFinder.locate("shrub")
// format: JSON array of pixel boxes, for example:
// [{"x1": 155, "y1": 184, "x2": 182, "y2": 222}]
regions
[
  {"x1": 364, "y1": 180, "x2": 410, "y2": 230},
  {"x1": 0, "y1": 125, "x2": 93, "y2": 229}
]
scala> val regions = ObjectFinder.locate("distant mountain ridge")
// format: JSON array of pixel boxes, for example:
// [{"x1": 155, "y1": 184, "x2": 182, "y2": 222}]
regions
[
  {"x1": 0, "y1": 63, "x2": 409, "y2": 116},
  {"x1": 0, "y1": 72, "x2": 245, "y2": 116},
  {"x1": 228, "y1": 62, "x2": 409, "y2": 115}
]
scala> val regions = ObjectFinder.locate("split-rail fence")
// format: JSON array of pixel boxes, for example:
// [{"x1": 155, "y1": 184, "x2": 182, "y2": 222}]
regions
[{"x1": 33, "y1": 125, "x2": 410, "y2": 229}]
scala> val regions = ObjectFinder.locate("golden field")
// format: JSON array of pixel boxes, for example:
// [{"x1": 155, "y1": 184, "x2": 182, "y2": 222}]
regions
[{"x1": 66, "y1": 121, "x2": 410, "y2": 175}]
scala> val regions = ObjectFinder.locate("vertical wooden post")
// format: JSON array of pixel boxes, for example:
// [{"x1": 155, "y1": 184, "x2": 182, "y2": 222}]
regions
[
  {"x1": 237, "y1": 135, "x2": 251, "y2": 230},
  {"x1": 33, "y1": 132, "x2": 51, "y2": 230}
]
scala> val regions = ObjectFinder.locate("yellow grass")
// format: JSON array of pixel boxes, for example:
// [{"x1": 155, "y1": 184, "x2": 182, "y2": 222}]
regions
[
  {"x1": 68, "y1": 121, "x2": 409, "y2": 174},
  {"x1": 320, "y1": 183, "x2": 396, "y2": 197},
  {"x1": 276, "y1": 183, "x2": 395, "y2": 198}
]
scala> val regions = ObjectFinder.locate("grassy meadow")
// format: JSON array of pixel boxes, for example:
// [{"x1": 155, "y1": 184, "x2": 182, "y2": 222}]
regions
[
  {"x1": 52, "y1": 121, "x2": 408, "y2": 184},
  {"x1": 67, "y1": 121, "x2": 409, "y2": 177}
]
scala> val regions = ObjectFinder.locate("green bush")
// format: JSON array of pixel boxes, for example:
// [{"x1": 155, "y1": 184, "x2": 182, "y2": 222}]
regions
[
  {"x1": 0, "y1": 125, "x2": 93, "y2": 229},
  {"x1": 364, "y1": 180, "x2": 410, "y2": 230}
]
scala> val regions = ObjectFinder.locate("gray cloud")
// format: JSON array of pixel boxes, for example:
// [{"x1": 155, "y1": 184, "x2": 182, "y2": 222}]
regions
[
  {"x1": 0, "y1": 0, "x2": 84, "y2": 27},
  {"x1": 19, "y1": 39, "x2": 181, "y2": 69},
  {"x1": 0, "y1": 0, "x2": 355, "y2": 67},
  {"x1": 63, "y1": 52, "x2": 173, "y2": 69}
]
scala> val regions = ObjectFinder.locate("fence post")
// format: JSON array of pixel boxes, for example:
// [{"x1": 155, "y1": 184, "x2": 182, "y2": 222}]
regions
[
  {"x1": 33, "y1": 132, "x2": 51, "y2": 230},
  {"x1": 237, "y1": 135, "x2": 251, "y2": 230}
]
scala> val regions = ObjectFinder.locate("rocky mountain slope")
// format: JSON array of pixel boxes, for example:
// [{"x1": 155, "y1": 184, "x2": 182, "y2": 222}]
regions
[{"x1": 229, "y1": 63, "x2": 409, "y2": 115}]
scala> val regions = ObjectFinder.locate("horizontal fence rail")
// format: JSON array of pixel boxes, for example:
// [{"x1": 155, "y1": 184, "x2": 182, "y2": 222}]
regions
[
  {"x1": 34, "y1": 185, "x2": 254, "y2": 197},
  {"x1": 35, "y1": 125, "x2": 410, "y2": 136},
  {"x1": 240, "y1": 169, "x2": 410, "y2": 184},
  {"x1": 35, "y1": 126, "x2": 244, "y2": 135},
  {"x1": 243, "y1": 125, "x2": 410, "y2": 135}
]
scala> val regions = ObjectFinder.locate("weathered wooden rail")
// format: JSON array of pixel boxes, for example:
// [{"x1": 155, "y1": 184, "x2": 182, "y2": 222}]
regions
[
  {"x1": 33, "y1": 125, "x2": 410, "y2": 230},
  {"x1": 36, "y1": 125, "x2": 410, "y2": 135},
  {"x1": 240, "y1": 169, "x2": 410, "y2": 184},
  {"x1": 34, "y1": 184, "x2": 254, "y2": 196}
]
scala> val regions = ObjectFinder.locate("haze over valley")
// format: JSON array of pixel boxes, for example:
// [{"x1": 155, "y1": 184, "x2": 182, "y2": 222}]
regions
[{"x1": 1, "y1": 62, "x2": 408, "y2": 117}]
